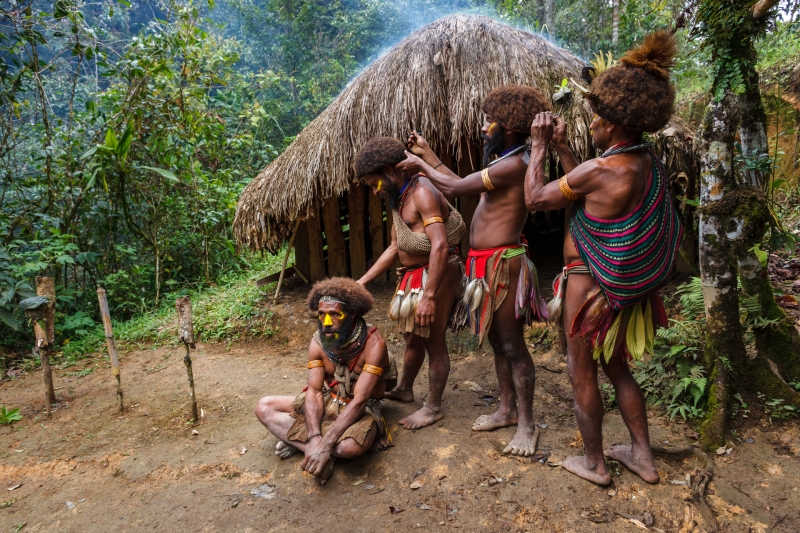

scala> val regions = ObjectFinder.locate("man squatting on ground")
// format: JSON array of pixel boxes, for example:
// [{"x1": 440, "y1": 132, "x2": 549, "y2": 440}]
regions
[
  {"x1": 354, "y1": 138, "x2": 467, "y2": 430},
  {"x1": 524, "y1": 31, "x2": 683, "y2": 485},
  {"x1": 398, "y1": 85, "x2": 549, "y2": 456},
  {"x1": 255, "y1": 278, "x2": 397, "y2": 483}
]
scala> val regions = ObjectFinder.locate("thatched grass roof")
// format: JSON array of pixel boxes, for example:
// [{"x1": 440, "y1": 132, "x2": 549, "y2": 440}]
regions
[{"x1": 235, "y1": 14, "x2": 696, "y2": 253}]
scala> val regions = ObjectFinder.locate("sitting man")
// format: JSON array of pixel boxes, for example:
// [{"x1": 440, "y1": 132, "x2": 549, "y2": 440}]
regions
[
  {"x1": 255, "y1": 278, "x2": 396, "y2": 483},
  {"x1": 524, "y1": 31, "x2": 683, "y2": 485},
  {"x1": 397, "y1": 85, "x2": 549, "y2": 456},
  {"x1": 354, "y1": 137, "x2": 466, "y2": 430}
]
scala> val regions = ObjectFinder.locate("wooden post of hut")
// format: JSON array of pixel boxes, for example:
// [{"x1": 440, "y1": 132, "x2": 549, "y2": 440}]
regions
[
  {"x1": 176, "y1": 296, "x2": 198, "y2": 423},
  {"x1": 97, "y1": 288, "x2": 123, "y2": 411}
]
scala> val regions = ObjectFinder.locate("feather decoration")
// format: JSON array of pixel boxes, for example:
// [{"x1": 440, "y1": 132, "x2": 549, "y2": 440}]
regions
[{"x1": 389, "y1": 293, "x2": 403, "y2": 321}]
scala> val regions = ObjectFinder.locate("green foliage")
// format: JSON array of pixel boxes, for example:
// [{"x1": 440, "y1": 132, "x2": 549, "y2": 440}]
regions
[{"x1": 0, "y1": 406, "x2": 23, "y2": 425}]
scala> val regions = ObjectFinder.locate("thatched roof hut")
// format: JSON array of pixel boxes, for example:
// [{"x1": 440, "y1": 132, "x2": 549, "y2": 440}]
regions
[{"x1": 234, "y1": 14, "x2": 697, "y2": 282}]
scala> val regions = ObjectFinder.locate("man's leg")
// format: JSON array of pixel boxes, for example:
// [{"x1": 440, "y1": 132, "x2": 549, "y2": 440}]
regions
[
  {"x1": 400, "y1": 261, "x2": 461, "y2": 429},
  {"x1": 601, "y1": 351, "x2": 659, "y2": 483},
  {"x1": 473, "y1": 257, "x2": 539, "y2": 457},
  {"x1": 384, "y1": 333, "x2": 425, "y2": 402},
  {"x1": 560, "y1": 274, "x2": 612, "y2": 485},
  {"x1": 256, "y1": 395, "x2": 304, "y2": 458},
  {"x1": 256, "y1": 395, "x2": 380, "y2": 460}
]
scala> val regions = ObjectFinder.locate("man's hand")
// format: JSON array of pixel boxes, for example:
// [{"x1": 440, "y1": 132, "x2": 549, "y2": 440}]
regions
[
  {"x1": 406, "y1": 131, "x2": 431, "y2": 156},
  {"x1": 551, "y1": 116, "x2": 567, "y2": 148},
  {"x1": 530, "y1": 112, "x2": 555, "y2": 147},
  {"x1": 301, "y1": 436, "x2": 332, "y2": 477},
  {"x1": 356, "y1": 278, "x2": 367, "y2": 288},
  {"x1": 396, "y1": 151, "x2": 425, "y2": 174},
  {"x1": 415, "y1": 294, "x2": 435, "y2": 327}
]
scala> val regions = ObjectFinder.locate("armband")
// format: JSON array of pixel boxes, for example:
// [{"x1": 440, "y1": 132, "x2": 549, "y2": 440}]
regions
[
  {"x1": 423, "y1": 216, "x2": 444, "y2": 227},
  {"x1": 307, "y1": 360, "x2": 324, "y2": 370},
  {"x1": 481, "y1": 168, "x2": 495, "y2": 191},
  {"x1": 558, "y1": 175, "x2": 580, "y2": 201},
  {"x1": 361, "y1": 364, "x2": 384, "y2": 377}
]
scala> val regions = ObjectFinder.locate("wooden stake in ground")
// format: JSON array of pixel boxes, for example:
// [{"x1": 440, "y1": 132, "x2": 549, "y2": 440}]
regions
[
  {"x1": 273, "y1": 219, "x2": 302, "y2": 304},
  {"x1": 97, "y1": 288, "x2": 123, "y2": 411},
  {"x1": 176, "y1": 296, "x2": 198, "y2": 422},
  {"x1": 25, "y1": 277, "x2": 56, "y2": 417}
]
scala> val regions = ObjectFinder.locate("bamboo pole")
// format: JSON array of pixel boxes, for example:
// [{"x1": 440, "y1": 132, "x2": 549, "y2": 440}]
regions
[
  {"x1": 176, "y1": 296, "x2": 198, "y2": 423},
  {"x1": 97, "y1": 288, "x2": 123, "y2": 411},
  {"x1": 273, "y1": 219, "x2": 302, "y2": 304}
]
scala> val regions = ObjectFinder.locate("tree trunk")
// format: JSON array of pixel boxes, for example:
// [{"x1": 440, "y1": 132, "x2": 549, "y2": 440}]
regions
[
  {"x1": 736, "y1": 70, "x2": 800, "y2": 398},
  {"x1": 612, "y1": 0, "x2": 620, "y2": 46},
  {"x1": 545, "y1": 0, "x2": 555, "y2": 39},
  {"x1": 536, "y1": 0, "x2": 546, "y2": 28},
  {"x1": 696, "y1": 93, "x2": 749, "y2": 450}
]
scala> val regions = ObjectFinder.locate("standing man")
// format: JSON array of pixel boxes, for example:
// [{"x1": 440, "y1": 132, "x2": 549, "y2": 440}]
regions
[
  {"x1": 524, "y1": 31, "x2": 683, "y2": 485},
  {"x1": 355, "y1": 137, "x2": 466, "y2": 430},
  {"x1": 398, "y1": 85, "x2": 549, "y2": 456},
  {"x1": 255, "y1": 278, "x2": 397, "y2": 484}
]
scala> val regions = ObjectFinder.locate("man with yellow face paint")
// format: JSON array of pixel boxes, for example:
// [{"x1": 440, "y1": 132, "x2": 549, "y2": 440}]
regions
[{"x1": 255, "y1": 278, "x2": 397, "y2": 484}]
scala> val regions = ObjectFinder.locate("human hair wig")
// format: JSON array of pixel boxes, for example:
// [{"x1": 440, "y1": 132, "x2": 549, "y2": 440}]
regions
[
  {"x1": 589, "y1": 30, "x2": 677, "y2": 133},
  {"x1": 353, "y1": 137, "x2": 407, "y2": 179},
  {"x1": 481, "y1": 85, "x2": 551, "y2": 133},
  {"x1": 306, "y1": 277, "x2": 374, "y2": 315}
]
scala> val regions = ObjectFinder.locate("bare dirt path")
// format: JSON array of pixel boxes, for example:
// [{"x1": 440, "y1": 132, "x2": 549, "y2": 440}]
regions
[{"x1": 1, "y1": 285, "x2": 799, "y2": 532}]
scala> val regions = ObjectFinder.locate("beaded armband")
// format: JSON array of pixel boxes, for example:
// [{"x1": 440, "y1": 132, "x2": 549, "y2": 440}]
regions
[
  {"x1": 307, "y1": 360, "x2": 324, "y2": 370},
  {"x1": 558, "y1": 175, "x2": 580, "y2": 201},
  {"x1": 361, "y1": 364, "x2": 384, "y2": 377},
  {"x1": 481, "y1": 168, "x2": 495, "y2": 191},
  {"x1": 423, "y1": 216, "x2": 444, "y2": 227}
]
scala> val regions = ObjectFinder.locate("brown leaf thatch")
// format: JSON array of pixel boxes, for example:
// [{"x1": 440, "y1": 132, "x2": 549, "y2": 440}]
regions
[{"x1": 234, "y1": 14, "x2": 697, "y2": 253}]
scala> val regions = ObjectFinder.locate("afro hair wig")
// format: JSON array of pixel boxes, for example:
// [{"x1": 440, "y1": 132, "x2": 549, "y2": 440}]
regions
[
  {"x1": 481, "y1": 85, "x2": 551, "y2": 133},
  {"x1": 306, "y1": 277, "x2": 374, "y2": 316},
  {"x1": 353, "y1": 137, "x2": 407, "y2": 180},
  {"x1": 589, "y1": 30, "x2": 677, "y2": 133}
]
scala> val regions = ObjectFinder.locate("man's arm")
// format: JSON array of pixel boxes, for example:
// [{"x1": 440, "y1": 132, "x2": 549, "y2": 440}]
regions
[
  {"x1": 526, "y1": 112, "x2": 604, "y2": 212},
  {"x1": 301, "y1": 335, "x2": 388, "y2": 476},
  {"x1": 397, "y1": 151, "x2": 524, "y2": 198},
  {"x1": 406, "y1": 132, "x2": 461, "y2": 181},
  {"x1": 302, "y1": 342, "x2": 326, "y2": 442},
  {"x1": 551, "y1": 117, "x2": 580, "y2": 173},
  {"x1": 413, "y1": 185, "x2": 448, "y2": 327},
  {"x1": 358, "y1": 225, "x2": 399, "y2": 286}
]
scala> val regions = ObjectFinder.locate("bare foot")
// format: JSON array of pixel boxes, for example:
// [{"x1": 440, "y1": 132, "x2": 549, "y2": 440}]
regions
[
  {"x1": 604, "y1": 444, "x2": 659, "y2": 484},
  {"x1": 275, "y1": 440, "x2": 298, "y2": 459},
  {"x1": 400, "y1": 404, "x2": 443, "y2": 430},
  {"x1": 384, "y1": 386, "x2": 414, "y2": 402},
  {"x1": 562, "y1": 455, "x2": 612, "y2": 486},
  {"x1": 502, "y1": 425, "x2": 539, "y2": 456},
  {"x1": 472, "y1": 410, "x2": 518, "y2": 431}
]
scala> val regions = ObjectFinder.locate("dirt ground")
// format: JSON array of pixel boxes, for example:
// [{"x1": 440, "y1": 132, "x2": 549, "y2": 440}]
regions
[{"x1": 1, "y1": 283, "x2": 799, "y2": 533}]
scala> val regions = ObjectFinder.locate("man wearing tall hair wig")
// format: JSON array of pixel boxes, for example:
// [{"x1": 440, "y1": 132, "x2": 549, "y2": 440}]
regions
[
  {"x1": 255, "y1": 278, "x2": 396, "y2": 484},
  {"x1": 525, "y1": 30, "x2": 683, "y2": 486},
  {"x1": 397, "y1": 85, "x2": 550, "y2": 457}
]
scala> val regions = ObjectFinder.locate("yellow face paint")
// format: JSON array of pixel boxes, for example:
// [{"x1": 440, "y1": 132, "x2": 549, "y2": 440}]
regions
[
  {"x1": 322, "y1": 313, "x2": 333, "y2": 327},
  {"x1": 376, "y1": 180, "x2": 382, "y2": 192},
  {"x1": 338, "y1": 311, "x2": 345, "y2": 320},
  {"x1": 487, "y1": 122, "x2": 497, "y2": 134}
]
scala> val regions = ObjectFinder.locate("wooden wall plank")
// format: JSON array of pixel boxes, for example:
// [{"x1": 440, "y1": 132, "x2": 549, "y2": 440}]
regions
[
  {"x1": 347, "y1": 184, "x2": 368, "y2": 279},
  {"x1": 305, "y1": 210, "x2": 326, "y2": 281},
  {"x1": 322, "y1": 197, "x2": 349, "y2": 277},
  {"x1": 367, "y1": 190, "x2": 386, "y2": 280},
  {"x1": 293, "y1": 221, "x2": 311, "y2": 283}
]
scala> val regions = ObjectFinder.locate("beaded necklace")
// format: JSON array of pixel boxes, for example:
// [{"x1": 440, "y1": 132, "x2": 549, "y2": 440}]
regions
[
  {"x1": 397, "y1": 174, "x2": 421, "y2": 218},
  {"x1": 601, "y1": 140, "x2": 653, "y2": 158},
  {"x1": 487, "y1": 144, "x2": 528, "y2": 167}
]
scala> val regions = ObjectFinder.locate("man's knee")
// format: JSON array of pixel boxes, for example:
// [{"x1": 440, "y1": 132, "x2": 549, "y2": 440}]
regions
[
  {"x1": 255, "y1": 396, "x2": 278, "y2": 422},
  {"x1": 336, "y1": 438, "x2": 367, "y2": 459}
]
